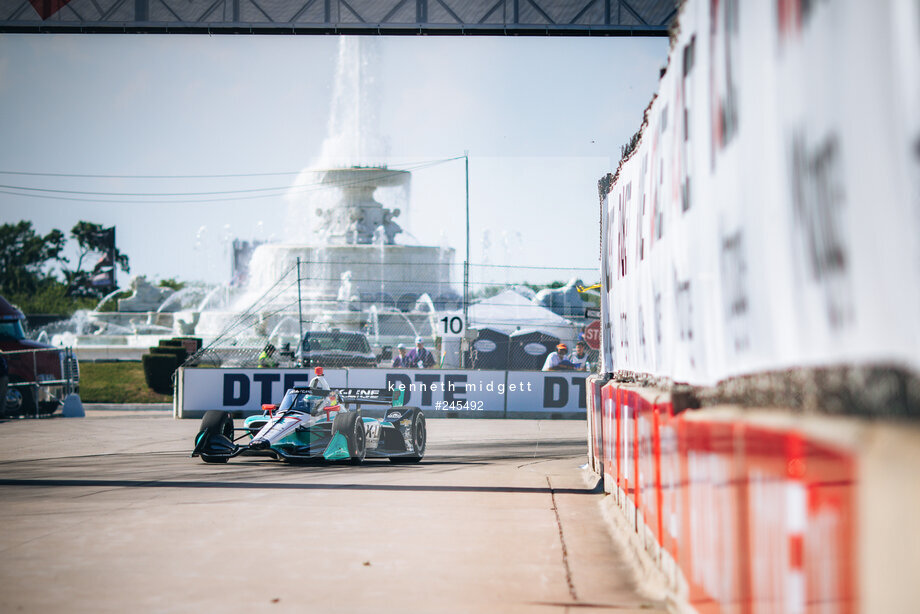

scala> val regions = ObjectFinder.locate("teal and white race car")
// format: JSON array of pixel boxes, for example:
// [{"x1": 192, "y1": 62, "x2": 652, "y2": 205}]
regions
[{"x1": 192, "y1": 369, "x2": 426, "y2": 464}]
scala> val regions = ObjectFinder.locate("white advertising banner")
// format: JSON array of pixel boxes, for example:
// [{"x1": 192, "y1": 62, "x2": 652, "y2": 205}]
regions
[
  {"x1": 179, "y1": 368, "x2": 348, "y2": 414},
  {"x1": 344, "y1": 369, "x2": 506, "y2": 414},
  {"x1": 601, "y1": 0, "x2": 920, "y2": 386},
  {"x1": 599, "y1": 189, "x2": 614, "y2": 375},
  {"x1": 177, "y1": 368, "x2": 591, "y2": 417},
  {"x1": 505, "y1": 372, "x2": 589, "y2": 416}
]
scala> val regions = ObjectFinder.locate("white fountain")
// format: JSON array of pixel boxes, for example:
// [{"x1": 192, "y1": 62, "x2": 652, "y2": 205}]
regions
[
  {"x1": 194, "y1": 164, "x2": 458, "y2": 351},
  {"x1": 191, "y1": 37, "x2": 459, "y2": 354},
  {"x1": 43, "y1": 37, "x2": 461, "y2": 361}
]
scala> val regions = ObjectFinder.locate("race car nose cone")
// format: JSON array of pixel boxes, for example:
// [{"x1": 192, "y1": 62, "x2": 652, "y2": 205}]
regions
[{"x1": 250, "y1": 439, "x2": 271, "y2": 450}]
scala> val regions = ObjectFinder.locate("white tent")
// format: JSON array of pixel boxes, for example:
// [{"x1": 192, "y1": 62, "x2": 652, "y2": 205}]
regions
[{"x1": 468, "y1": 289, "x2": 575, "y2": 341}]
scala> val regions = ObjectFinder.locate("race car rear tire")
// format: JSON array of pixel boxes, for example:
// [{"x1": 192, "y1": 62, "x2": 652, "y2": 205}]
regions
[
  {"x1": 389, "y1": 409, "x2": 425, "y2": 463},
  {"x1": 198, "y1": 410, "x2": 234, "y2": 464},
  {"x1": 333, "y1": 411, "x2": 366, "y2": 464}
]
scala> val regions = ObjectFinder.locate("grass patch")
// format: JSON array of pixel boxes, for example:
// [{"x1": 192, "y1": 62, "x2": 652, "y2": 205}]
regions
[{"x1": 79, "y1": 361, "x2": 173, "y2": 404}]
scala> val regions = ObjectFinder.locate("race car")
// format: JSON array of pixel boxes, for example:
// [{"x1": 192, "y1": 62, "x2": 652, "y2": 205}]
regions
[{"x1": 191, "y1": 368, "x2": 426, "y2": 464}]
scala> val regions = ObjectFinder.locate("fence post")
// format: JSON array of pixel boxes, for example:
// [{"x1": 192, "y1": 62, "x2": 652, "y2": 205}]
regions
[{"x1": 297, "y1": 257, "x2": 304, "y2": 349}]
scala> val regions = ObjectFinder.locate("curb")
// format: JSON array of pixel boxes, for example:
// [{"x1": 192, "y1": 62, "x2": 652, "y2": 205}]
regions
[{"x1": 83, "y1": 403, "x2": 173, "y2": 411}]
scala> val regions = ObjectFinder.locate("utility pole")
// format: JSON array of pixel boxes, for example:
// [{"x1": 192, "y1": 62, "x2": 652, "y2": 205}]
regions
[{"x1": 462, "y1": 151, "x2": 470, "y2": 368}]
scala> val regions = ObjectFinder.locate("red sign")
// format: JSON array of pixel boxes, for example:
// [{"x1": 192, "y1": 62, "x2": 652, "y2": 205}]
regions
[{"x1": 584, "y1": 319, "x2": 601, "y2": 350}]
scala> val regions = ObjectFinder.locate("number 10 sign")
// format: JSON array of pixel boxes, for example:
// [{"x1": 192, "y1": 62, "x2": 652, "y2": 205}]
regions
[{"x1": 438, "y1": 311, "x2": 466, "y2": 338}]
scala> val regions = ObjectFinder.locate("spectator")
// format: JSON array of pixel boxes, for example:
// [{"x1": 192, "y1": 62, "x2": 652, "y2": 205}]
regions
[
  {"x1": 568, "y1": 340, "x2": 590, "y2": 371},
  {"x1": 542, "y1": 343, "x2": 576, "y2": 371},
  {"x1": 391, "y1": 343, "x2": 411, "y2": 368},
  {"x1": 258, "y1": 343, "x2": 278, "y2": 368},
  {"x1": 407, "y1": 336, "x2": 436, "y2": 368}
]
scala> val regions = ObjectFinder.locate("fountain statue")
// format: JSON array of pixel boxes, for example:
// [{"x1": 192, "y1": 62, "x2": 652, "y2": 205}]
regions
[
  {"x1": 193, "y1": 164, "x2": 459, "y2": 354},
  {"x1": 238, "y1": 167, "x2": 454, "y2": 305},
  {"x1": 118, "y1": 276, "x2": 176, "y2": 312},
  {"x1": 315, "y1": 168, "x2": 406, "y2": 245}
]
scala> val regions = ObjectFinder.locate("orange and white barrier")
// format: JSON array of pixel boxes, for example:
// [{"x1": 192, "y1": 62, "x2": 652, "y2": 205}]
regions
[{"x1": 587, "y1": 378, "x2": 858, "y2": 613}]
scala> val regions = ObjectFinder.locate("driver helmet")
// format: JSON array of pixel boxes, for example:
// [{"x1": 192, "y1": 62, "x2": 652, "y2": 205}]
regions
[
  {"x1": 306, "y1": 394, "x2": 330, "y2": 416},
  {"x1": 308, "y1": 366, "x2": 330, "y2": 393},
  {"x1": 288, "y1": 391, "x2": 330, "y2": 416}
]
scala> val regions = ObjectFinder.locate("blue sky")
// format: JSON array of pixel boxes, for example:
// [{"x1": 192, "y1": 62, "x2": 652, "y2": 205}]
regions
[{"x1": 0, "y1": 33, "x2": 668, "y2": 286}]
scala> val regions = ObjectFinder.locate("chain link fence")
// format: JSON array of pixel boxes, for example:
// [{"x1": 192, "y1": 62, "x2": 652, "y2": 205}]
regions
[{"x1": 183, "y1": 259, "x2": 600, "y2": 372}]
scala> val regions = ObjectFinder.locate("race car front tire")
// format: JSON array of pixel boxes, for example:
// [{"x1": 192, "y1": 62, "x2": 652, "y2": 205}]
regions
[
  {"x1": 197, "y1": 410, "x2": 234, "y2": 464},
  {"x1": 333, "y1": 411, "x2": 366, "y2": 464}
]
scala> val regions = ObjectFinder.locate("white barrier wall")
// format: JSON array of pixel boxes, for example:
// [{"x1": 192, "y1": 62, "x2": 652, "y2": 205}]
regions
[
  {"x1": 180, "y1": 368, "x2": 348, "y2": 413},
  {"x1": 176, "y1": 367, "x2": 590, "y2": 417},
  {"x1": 602, "y1": 0, "x2": 920, "y2": 385}
]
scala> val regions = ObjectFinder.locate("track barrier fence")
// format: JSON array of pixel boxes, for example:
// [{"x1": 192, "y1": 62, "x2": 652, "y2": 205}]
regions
[{"x1": 586, "y1": 377, "x2": 863, "y2": 613}]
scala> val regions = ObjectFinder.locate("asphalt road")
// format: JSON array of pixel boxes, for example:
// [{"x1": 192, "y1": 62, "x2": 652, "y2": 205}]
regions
[{"x1": 0, "y1": 413, "x2": 667, "y2": 613}]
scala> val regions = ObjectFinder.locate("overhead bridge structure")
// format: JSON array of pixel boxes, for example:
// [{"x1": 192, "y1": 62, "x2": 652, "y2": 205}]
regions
[{"x1": 0, "y1": 0, "x2": 675, "y2": 34}]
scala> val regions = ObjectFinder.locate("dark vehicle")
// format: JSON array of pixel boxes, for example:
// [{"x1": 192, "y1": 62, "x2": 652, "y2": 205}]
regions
[
  {"x1": 192, "y1": 368, "x2": 426, "y2": 464},
  {"x1": 0, "y1": 296, "x2": 78, "y2": 416},
  {"x1": 295, "y1": 329, "x2": 376, "y2": 368}
]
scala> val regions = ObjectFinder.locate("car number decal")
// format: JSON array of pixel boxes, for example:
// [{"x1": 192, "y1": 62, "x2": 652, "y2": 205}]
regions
[{"x1": 365, "y1": 421, "x2": 381, "y2": 449}]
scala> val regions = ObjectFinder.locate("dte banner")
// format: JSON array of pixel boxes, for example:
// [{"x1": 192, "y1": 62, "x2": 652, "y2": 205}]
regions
[
  {"x1": 176, "y1": 368, "x2": 589, "y2": 417},
  {"x1": 180, "y1": 368, "x2": 348, "y2": 414},
  {"x1": 349, "y1": 369, "x2": 506, "y2": 413},
  {"x1": 504, "y1": 372, "x2": 587, "y2": 415}
]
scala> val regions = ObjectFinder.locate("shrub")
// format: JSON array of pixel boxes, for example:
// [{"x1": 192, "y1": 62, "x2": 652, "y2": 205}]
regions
[
  {"x1": 142, "y1": 353, "x2": 179, "y2": 395},
  {"x1": 150, "y1": 345, "x2": 189, "y2": 363}
]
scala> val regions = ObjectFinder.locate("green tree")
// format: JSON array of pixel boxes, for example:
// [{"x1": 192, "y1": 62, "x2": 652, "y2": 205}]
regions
[
  {"x1": 0, "y1": 221, "x2": 67, "y2": 295},
  {"x1": 8, "y1": 281, "x2": 97, "y2": 315}
]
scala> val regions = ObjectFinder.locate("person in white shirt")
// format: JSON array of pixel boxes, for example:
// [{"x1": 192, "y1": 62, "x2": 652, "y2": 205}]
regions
[
  {"x1": 543, "y1": 343, "x2": 575, "y2": 371},
  {"x1": 567, "y1": 340, "x2": 590, "y2": 371}
]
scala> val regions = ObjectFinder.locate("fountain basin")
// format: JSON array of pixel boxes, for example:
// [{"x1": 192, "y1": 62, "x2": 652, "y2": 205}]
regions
[{"x1": 249, "y1": 244, "x2": 455, "y2": 305}]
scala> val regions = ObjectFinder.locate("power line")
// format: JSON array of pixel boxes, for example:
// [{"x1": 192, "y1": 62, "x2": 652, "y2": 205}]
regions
[
  {"x1": 0, "y1": 188, "x2": 288, "y2": 205},
  {"x1": 0, "y1": 170, "x2": 304, "y2": 179},
  {"x1": 0, "y1": 156, "x2": 462, "y2": 202}
]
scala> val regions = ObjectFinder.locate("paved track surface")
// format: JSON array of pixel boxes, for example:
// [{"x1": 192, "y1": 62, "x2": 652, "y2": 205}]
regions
[{"x1": 0, "y1": 413, "x2": 667, "y2": 613}]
